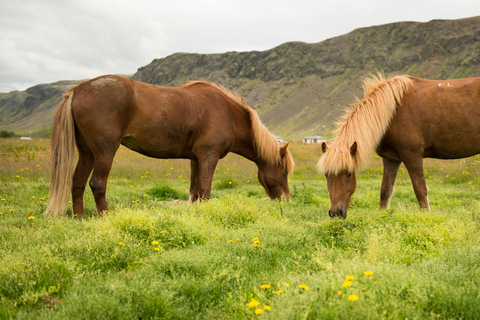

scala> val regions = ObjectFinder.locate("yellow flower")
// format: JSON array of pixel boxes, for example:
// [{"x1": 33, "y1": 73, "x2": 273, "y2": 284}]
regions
[
  {"x1": 248, "y1": 298, "x2": 260, "y2": 308},
  {"x1": 337, "y1": 290, "x2": 342, "y2": 295},
  {"x1": 229, "y1": 239, "x2": 233, "y2": 243},
  {"x1": 364, "y1": 270, "x2": 373, "y2": 276},
  {"x1": 0, "y1": 212, "x2": 3, "y2": 215},
  {"x1": 1, "y1": 199, "x2": 4, "y2": 201},
  {"x1": 117, "y1": 242, "x2": 125, "y2": 246},
  {"x1": 154, "y1": 247, "x2": 161, "y2": 252},
  {"x1": 151, "y1": 241, "x2": 159, "y2": 245},
  {"x1": 343, "y1": 281, "x2": 353, "y2": 287},
  {"x1": 253, "y1": 243, "x2": 260, "y2": 247},
  {"x1": 10, "y1": 209, "x2": 14, "y2": 212},
  {"x1": 252, "y1": 237, "x2": 259, "y2": 241},
  {"x1": 260, "y1": 284, "x2": 271, "y2": 290},
  {"x1": 348, "y1": 294, "x2": 359, "y2": 301},
  {"x1": 236, "y1": 238, "x2": 240, "y2": 242},
  {"x1": 31, "y1": 196, "x2": 36, "y2": 199},
  {"x1": 263, "y1": 306, "x2": 271, "y2": 311},
  {"x1": 298, "y1": 284, "x2": 308, "y2": 290},
  {"x1": 345, "y1": 275, "x2": 354, "y2": 281},
  {"x1": 277, "y1": 289, "x2": 285, "y2": 294},
  {"x1": 254, "y1": 308, "x2": 263, "y2": 315},
  {"x1": 28, "y1": 216, "x2": 35, "y2": 220}
]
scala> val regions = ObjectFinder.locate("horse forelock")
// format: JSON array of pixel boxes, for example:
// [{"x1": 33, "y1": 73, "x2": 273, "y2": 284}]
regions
[{"x1": 317, "y1": 73, "x2": 414, "y2": 175}]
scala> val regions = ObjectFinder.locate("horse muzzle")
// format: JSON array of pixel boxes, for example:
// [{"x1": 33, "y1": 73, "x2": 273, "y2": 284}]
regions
[{"x1": 328, "y1": 208, "x2": 347, "y2": 219}]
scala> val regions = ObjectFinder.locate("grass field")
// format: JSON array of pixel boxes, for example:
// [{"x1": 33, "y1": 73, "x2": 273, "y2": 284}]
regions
[{"x1": 1, "y1": 138, "x2": 480, "y2": 319}]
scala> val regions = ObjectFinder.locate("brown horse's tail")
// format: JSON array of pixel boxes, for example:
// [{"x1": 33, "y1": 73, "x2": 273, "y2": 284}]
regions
[{"x1": 44, "y1": 90, "x2": 76, "y2": 217}]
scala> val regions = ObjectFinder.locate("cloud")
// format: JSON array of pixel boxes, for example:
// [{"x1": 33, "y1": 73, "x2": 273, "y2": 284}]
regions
[{"x1": 1, "y1": 0, "x2": 479, "y2": 92}]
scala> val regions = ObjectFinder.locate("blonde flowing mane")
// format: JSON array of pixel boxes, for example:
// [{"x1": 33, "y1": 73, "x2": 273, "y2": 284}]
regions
[
  {"x1": 185, "y1": 81, "x2": 294, "y2": 175},
  {"x1": 317, "y1": 73, "x2": 414, "y2": 175}
]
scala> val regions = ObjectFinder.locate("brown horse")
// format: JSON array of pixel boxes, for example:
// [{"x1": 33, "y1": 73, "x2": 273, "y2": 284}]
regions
[
  {"x1": 45, "y1": 75, "x2": 294, "y2": 217},
  {"x1": 318, "y1": 73, "x2": 480, "y2": 218}
]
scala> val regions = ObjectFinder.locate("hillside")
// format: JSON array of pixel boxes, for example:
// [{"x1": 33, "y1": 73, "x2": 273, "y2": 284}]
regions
[{"x1": 2, "y1": 16, "x2": 480, "y2": 138}]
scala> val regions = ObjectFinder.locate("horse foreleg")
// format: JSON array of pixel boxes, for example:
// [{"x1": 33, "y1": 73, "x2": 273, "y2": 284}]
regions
[
  {"x1": 189, "y1": 159, "x2": 199, "y2": 202},
  {"x1": 379, "y1": 158, "x2": 401, "y2": 209},
  {"x1": 89, "y1": 154, "x2": 115, "y2": 215},
  {"x1": 72, "y1": 149, "x2": 94, "y2": 217},
  {"x1": 196, "y1": 157, "x2": 219, "y2": 201},
  {"x1": 402, "y1": 154, "x2": 430, "y2": 210}
]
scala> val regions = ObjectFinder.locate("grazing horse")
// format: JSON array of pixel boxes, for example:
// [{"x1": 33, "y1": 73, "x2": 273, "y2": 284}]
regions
[
  {"x1": 317, "y1": 73, "x2": 480, "y2": 218},
  {"x1": 45, "y1": 75, "x2": 294, "y2": 217}
]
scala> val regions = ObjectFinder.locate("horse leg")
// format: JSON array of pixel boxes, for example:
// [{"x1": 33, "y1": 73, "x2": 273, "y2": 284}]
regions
[
  {"x1": 402, "y1": 154, "x2": 430, "y2": 210},
  {"x1": 189, "y1": 159, "x2": 199, "y2": 202},
  {"x1": 196, "y1": 157, "x2": 219, "y2": 200},
  {"x1": 72, "y1": 141, "x2": 94, "y2": 217},
  {"x1": 379, "y1": 158, "x2": 401, "y2": 209},
  {"x1": 89, "y1": 153, "x2": 116, "y2": 215}
]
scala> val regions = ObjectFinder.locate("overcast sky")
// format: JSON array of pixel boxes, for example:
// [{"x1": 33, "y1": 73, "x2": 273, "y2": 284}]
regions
[{"x1": 1, "y1": 0, "x2": 479, "y2": 93}]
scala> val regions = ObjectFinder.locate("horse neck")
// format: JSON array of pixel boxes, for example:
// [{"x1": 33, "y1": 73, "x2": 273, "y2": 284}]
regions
[{"x1": 230, "y1": 110, "x2": 264, "y2": 166}]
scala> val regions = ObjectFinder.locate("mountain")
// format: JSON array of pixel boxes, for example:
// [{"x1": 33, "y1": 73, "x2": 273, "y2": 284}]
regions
[{"x1": 2, "y1": 16, "x2": 480, "y2": 138}]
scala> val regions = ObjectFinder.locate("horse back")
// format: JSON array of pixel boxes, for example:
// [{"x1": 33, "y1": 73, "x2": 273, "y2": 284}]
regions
[
  {"x1": 70, "y1": 75, "x2": 242, "y2": 159},
  {"x1": 380, "y1": 76, "x2": 480, "y2": 160}
]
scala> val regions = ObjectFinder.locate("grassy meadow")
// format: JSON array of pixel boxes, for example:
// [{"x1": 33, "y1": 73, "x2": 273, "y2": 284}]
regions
[{"x1": 1, "y1": 138, "x2": 480, "y2": 319}]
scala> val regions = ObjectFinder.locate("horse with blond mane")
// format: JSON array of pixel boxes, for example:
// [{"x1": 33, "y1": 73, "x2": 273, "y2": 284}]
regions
[
  {"x1": 45, "y1": 75, "x2": 294, "y2": 217},
  {"x1": 318, "y1": 73, "x2": 480, "y2": 218}
]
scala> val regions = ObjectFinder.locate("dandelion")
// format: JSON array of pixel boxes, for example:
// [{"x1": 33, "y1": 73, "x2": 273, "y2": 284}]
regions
[
  {"x1": 252, "y1": 237, "x2": 259, "y2": 241},
  {"x1": 345, "y1": 275, "x2": 354, "y2": 281},
  {"x1": 229, "y1": 240, "x2": 233, "y2": 243},
  {"x1": 348, "y1": 294, "x2": 359, "y2": 301},
  {"x1": 263, "y1": 306, "x2": 271, "y2": 311},
  {"x1": 343, "y1": 281, "x2": 353, "y2": 287},
  {"x1": 248, "y1": 298, "x2": 260, "y2": 308},
  {"x1": 1, "y1": 199, "x2": 5, "y2": 201},
  {"x1": 254, "y1": 308, "x2": 263, "y2": 315},
  {"x1": 32, "y1": 196, "x2": 36, "y2": 199},
  {"x1": 0, "y1": 212, "x2": 3, "y2": 215},
  {"x1": 337, "y1": 290, "x2": 342, "y2": 295},
  {"x1": 28, "y1": 216, "x2": 35, "y2": 220},
  {"x1": 117, "y1": 242, "x2": 125, "y2": 246},
  {"x1": 364, "y1": 270, "x2": 373, "y2": 276},
  {"x1": 10, "y1": 209, "x2": 14, "y2": 212},
  {"x1": 236, "y1": 238, "x2": 240, "y2": 242},
  {"x1": 298, "y1": 284, "x2": 308, "y2": 290},
  {"x1": 154, "y1": 247, "x2": 161, "y2": 252},
  {"x1": 260, "y1": 284, "x2": 271, "y2": 290},
  {"x1": 277, "y1": 290, "x2": 285, "y2": 294},
  {"x1": 151, "y1": 241, "x2": 159, "y2": 245}
]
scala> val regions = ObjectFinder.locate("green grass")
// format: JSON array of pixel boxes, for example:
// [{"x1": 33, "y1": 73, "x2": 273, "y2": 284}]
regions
[{"x1": 1, "y1": 139, "x2": 480, "y2": 319}]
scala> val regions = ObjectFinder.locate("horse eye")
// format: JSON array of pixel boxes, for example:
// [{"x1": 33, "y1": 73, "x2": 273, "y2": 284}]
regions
[{"x1": 346, "y1": 173, "x2": 352, "y2": 178}]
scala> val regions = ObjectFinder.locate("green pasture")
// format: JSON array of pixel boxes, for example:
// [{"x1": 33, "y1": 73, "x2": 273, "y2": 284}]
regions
[{"x1": 1, "y1": 139, "x2": 479, "y2": 319}]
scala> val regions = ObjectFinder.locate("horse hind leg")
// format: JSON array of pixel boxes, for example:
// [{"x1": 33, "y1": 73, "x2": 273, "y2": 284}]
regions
[
  {"x1": 380, "y1": 158, "x2": 401, "y2": 209},
  {"x1": 72, "y1": 140, "x2": 94, "y2": 217},
  {"x1": 189, "y1": 159, "x2": 200, "y2": 202},
  {"x1": 89, "y1": 153, "x2": 116, "y2": 215}
]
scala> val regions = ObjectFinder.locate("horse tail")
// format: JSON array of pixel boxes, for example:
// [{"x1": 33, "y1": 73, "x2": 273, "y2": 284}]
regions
[{"x1": 44, "y1": 90, "x2": 76, "y2": 217}]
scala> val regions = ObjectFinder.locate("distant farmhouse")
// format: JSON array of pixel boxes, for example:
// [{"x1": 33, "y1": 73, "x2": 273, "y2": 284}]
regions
[
  {"x1": 302, "y1": 136, "x2": 327, "y2": 144},
  {"x1": 273, "y1": 135, "x2": 284, "y2": 143}
]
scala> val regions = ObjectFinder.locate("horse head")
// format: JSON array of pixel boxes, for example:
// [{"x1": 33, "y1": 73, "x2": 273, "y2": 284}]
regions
[
  {"x1": 257, "y1": 143, "x2": 292, "y2": 200},
  {"x1": 322, "y1": 141, "x2": 357, "y2": 219}
]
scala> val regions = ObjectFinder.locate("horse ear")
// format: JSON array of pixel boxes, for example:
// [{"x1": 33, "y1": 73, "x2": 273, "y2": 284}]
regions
[
  {"x1": 280, "y1": 142, "x2": 289, "y2": 157},
  {"x1": 350, "y1": 141, "x2": 358, "y2": 157},
  {"x1": 321, "y1": 142, "x2": 328, "y2": 153}
]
